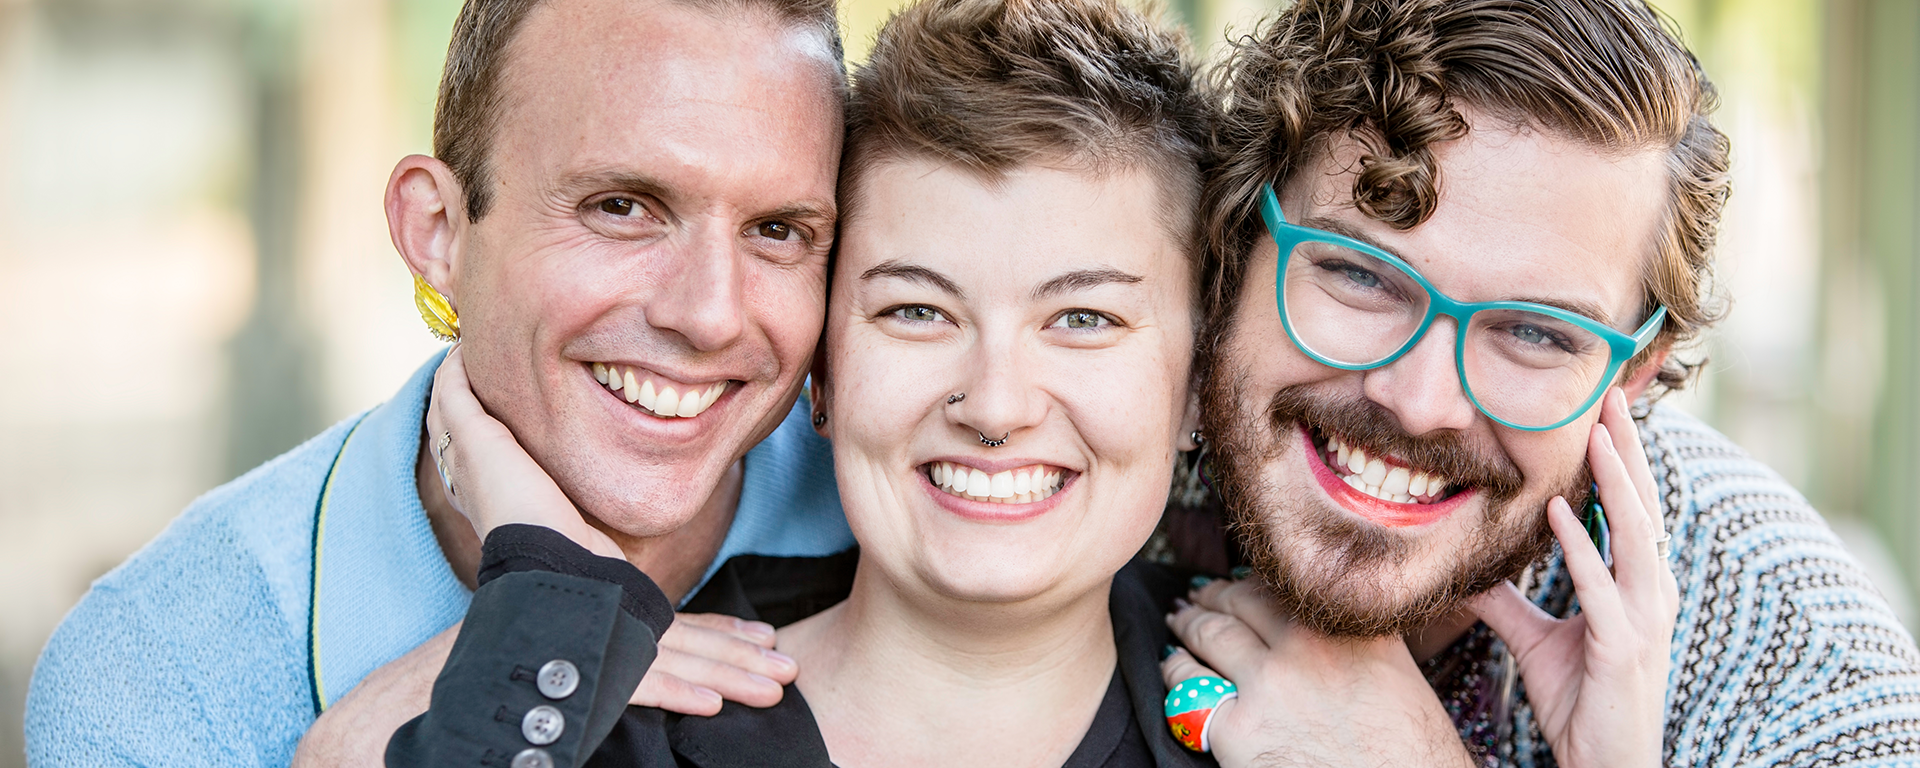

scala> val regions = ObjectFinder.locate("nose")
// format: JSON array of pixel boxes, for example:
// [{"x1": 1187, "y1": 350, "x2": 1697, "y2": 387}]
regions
[
  {"x1": 950, "y1": 328, "x2": 1047, "y2": 446},
  {"x1": 1361, "y1": 316, "x2": 1479, "y2": 436},
  {"x1": 646, "y1": 220, "x2": 747, "y2": 352}
]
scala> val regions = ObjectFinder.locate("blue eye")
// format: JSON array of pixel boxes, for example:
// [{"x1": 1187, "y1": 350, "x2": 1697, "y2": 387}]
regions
[
  {"x1": 1052, "y1": 310, "x2": 1112, "y2": 330},
  {"x1": 892, "y1": 306, "x2": 945, "y2": 323}
]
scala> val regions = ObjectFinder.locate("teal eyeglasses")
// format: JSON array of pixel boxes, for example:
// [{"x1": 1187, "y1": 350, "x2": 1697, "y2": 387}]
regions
[{"x1": 1258, "y1": 183, "x2": 1667, "y2": 431}]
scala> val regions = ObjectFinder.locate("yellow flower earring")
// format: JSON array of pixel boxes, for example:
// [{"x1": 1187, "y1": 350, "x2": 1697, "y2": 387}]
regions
[{"x1": 413, "y1": 273, "x2": 460, "y2": 341}]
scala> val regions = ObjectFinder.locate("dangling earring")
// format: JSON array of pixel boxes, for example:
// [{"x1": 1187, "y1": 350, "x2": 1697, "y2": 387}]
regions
[
  {"x1": 413, "y1": 273, "x2": 460, "y2": 341},
  {"x1": 1171, "y1": 430, "x2": 1211, "y2": 509}
]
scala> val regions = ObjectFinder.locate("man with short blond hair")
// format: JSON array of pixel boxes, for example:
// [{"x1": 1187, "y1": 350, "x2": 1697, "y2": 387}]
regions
[{"x1": 27, "y1": 0, "x2": 854, "y2": 763}]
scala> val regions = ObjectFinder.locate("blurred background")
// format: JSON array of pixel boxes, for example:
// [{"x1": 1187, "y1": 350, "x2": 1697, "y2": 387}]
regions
[{"x1": 0, "y1": 0, "x2": 1915, "y2": 760}]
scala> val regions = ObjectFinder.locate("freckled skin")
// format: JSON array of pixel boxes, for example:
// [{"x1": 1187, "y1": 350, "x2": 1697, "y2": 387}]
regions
[{"x1": 1214, "y1": 117, "x2": 1669, "y2": 627}]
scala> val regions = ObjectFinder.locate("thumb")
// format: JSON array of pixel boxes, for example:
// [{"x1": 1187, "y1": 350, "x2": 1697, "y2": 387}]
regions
[{"x1": 1471, "y1": 581, "x2": 1556, "y2": 658}]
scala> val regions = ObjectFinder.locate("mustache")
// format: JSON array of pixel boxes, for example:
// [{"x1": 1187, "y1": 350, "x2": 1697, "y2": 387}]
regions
[{"x1": 1264, "y1": 385, "x2": 1527, "y2": 507}]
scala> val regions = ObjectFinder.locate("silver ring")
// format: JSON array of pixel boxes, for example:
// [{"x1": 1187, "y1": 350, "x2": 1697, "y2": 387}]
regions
[
  {"x1": 434, "y1": 430, "x2": 456, "y2": 497},
  {"x1": 947, "y1": 393, "x2": 966, "y2": 404},
  {"x1": 1654, "y1": 529, "x2": 1671, "y2": 559},
  {"x1": 978, "y1": 431, "x2": 1008, "y2": 448}
]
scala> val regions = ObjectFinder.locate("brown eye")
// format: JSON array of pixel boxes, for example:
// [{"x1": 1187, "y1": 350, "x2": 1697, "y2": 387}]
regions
[
  {"x1": 599, "y1": 197, "x2": 637, "y2": 216},
  {"x1": 755, "y1": 222, "x2": 795, "y2": 241}
]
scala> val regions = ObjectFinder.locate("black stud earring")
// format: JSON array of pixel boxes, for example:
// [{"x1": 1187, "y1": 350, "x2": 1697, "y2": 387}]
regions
[{"x1": 812, "y1": 412, "x2": 827, "y2": 428}]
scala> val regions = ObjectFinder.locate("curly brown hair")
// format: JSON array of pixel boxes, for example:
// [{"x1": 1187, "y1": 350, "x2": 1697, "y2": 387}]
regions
[
  {"x1": 841, "y1": 0, "x2": 1216, "y2": 280},
  {"x1": 1201, "y1": 0, "x2": 1731, "y2": 393}
]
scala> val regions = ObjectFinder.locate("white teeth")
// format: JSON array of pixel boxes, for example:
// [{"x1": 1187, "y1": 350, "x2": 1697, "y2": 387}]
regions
[
  {"x1": 990, "y1": 471, "x2": 1014, "y2": 498},
  {"x1": 1361, "y1": 458, "x2": 1387, "y2": 487},
  {"x1": 1382, "y1": 466, "x2": 1410, "y2": 497},
  {"x1": 594, "y1": 363, "x2": 729, "y2": 420},
  {"x1": 928, "y1": 462, "x2": 1066, "y2": 505},
  {"x1": 1325, "y1": 433, "x2": 1451, "y2": 506}
]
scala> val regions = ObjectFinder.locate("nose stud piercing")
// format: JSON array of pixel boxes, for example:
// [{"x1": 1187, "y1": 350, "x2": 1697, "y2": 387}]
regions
[
  {"x1": 979, "y1": 431, "x2": 1009, "y2": 448},
  {"x1": 947, "y1": 393, "x2": 966, "y2": 404}
]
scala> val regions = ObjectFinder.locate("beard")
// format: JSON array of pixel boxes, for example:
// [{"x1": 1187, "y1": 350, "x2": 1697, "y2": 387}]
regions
[{"x1": 1200, "y1": 366, "x2": 1583, "y2": 638}]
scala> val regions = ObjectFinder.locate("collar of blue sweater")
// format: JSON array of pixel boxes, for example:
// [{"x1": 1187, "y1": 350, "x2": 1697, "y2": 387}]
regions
[{"x1": 310, "y1": 350, "x2": 851, "y2": 710}]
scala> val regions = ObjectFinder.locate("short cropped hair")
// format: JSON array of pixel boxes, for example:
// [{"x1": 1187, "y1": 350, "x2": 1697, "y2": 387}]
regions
[
  {"x1": 1204, "y1": 0, "x2": 1731, "y2": 392},
  {"x1": 842, "y1": 0, "x2": 1215, "y2": 275},
  {"x1": 433, "y1": 0, "x2": 843, "y2": 222}
]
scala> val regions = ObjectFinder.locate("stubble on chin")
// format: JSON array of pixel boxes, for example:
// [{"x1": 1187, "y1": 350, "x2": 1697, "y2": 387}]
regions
[{"x1": 1199, "y1": 368, "x2": 1576, "y2": 638}]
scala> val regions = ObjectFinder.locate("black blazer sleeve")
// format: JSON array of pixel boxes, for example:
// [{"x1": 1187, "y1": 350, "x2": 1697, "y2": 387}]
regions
[{"x1": 387, "y1": 525, "x2": 676, "y2": 768}]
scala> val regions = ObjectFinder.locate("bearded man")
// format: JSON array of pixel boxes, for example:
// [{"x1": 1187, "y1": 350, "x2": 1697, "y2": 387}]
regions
[{"x1": 1161, "y1": 0, "x2": 1920, "y2": 766}]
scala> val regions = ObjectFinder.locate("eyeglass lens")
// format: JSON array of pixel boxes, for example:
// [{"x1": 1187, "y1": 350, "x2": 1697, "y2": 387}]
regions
[{"x1": 1281, "y1": 240, "x2": 1615, "y2": 429}]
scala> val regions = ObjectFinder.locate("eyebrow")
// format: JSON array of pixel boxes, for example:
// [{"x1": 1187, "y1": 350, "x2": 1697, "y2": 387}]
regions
[
  {"x1": 1030, "y1": 268, "x2": 1144, "y2": 301},
  {"x1": 553, "y1": 170, "x2": 836, "y2": 226},
  {"x1": 1298, "y1": 215, "x2": 1617, "y2": 327},
  {"x1": 859, "y1": 260, "x2": 965, "y2": 298}
]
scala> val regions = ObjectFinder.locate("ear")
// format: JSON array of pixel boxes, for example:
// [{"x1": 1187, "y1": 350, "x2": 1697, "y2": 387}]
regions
[
  {"x1": 387, "y1": 154, "x2": 468, "y2": 304},
  {"x1": 1620, "y1": 348, "x2": 1670, "y2": 403},
  {"x1": 808, "y1": 348, "x2": 831, "y2": 439},
  {"x1": 1176, "y1": 389, "x2": 1203, "y2": 452}
]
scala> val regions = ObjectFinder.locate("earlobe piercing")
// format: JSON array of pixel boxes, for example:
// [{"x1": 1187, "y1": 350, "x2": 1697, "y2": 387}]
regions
[
  {"x1": 1190, "y1": 430, "x2": 1205, "y2": 448},
  {"x1": 812, "y1": 412, "x2": 827, "y2": 428},
  {"x1": 413, "y1": 273, "x2": 460, "y2": 341}
]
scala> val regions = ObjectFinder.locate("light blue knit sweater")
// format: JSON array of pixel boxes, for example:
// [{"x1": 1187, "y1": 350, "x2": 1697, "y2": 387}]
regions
[{"x1": 24, "y1": 353, "x2": 853, "y2": 766}]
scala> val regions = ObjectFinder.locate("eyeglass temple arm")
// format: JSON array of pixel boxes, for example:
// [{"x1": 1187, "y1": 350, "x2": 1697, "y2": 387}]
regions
[{"x1": 1260, "y1": 183, "x2": 1289, "y2": 228}]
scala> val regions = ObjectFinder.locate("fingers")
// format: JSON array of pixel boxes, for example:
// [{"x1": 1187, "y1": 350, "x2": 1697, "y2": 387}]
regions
[
  {"x1": 1166, "y1": 597, "x2": 1272, "y2": 683},
  {"x1": 1548, "y1": 494, "x2": 1627, "y2": 633},
  {"x1": 630, "y1": 669, "x2": 725, "y2": 716},
  {"x1": 1588, "y1": 421, "x2": 1661, "y2": 605},
  {"x1": 1187, "y1": 578, "x2": 1291, "y2": 647},
  {"x1": 1159, "y1": 646, "x2": 1221, "y2": 689},
  {"x1": 670, "y1": 612, "x2": 780, "y2": 648},
  {"x1": 1469, "y1": 581, "x2": 1558, "y2": 658},
  {"x1": 1602, "y1": 388, "x2": 1661, "y2": 521},
  {"x1": 658, "y1": 615, "x2": 797, "y2": 686},
  {"x1": 633, "y1": 614, "x2": 796, "y2": 712}
]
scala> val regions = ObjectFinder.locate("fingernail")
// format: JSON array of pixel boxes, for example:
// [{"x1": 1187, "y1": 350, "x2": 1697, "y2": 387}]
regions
[
  {"x1": 749, "y1": 673, "x2": 779, "y2": 688},
  {"x1": 1230, "y1": 565, "x2": 1254, "y2": 580},
  {"x1": 697, "y1": 686, "x2": 723, "y2": 703},
  {"x1": 739, "y1": 620, "x2": 777, "y2": 641},
  {"x1": 1594, "y1": 423, "x2": 1616, "y2": 454},
  {"x1": 1190, "y1": 575, "x2": 1214, "y2": 590},
  {"x1": 1162, "y1": 644, "x2": 1180, "y2": 660},
  {"x1": 763, "y1": 649, "x2": 796, "y2": 668},
  {"x1": 1174, "y1": 597, "x2": 1192, "y2": 611}
]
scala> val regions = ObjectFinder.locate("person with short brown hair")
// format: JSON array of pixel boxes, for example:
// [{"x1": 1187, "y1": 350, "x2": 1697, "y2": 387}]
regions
[
  {"x1": 1160, "y1": 0, "x2": 1920, "y2": 765},
  {"x1": 285, "y1": 0, "x2": 1227, "y2": 764}
]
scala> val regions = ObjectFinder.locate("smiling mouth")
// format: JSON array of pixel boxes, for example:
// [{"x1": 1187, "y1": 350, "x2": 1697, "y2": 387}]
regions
[
  {"x1": 1308, "y1": 428, "x2": 1460, "y2": 506},
  {"x1": 925, "y1": 461, "x2": 1067, "y2": 505},
  {"x1": 592, "y1": 362, "x2": 729, "y2": 420}
]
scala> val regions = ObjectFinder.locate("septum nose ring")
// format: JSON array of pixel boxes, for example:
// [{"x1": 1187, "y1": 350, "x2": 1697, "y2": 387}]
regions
[{"x1": 979, "y1": 431, "x2": 1009, "y2": 448}]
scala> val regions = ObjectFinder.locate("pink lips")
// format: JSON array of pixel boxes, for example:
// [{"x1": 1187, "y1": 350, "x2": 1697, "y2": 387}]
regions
[{"x1": 1300, "y1": 427, "x2": 1472, "y2": 528}]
